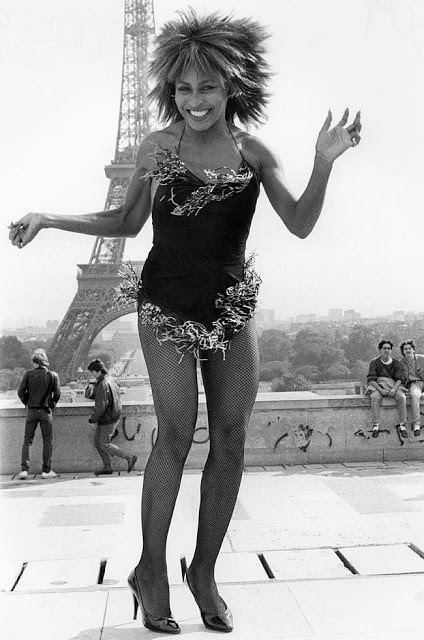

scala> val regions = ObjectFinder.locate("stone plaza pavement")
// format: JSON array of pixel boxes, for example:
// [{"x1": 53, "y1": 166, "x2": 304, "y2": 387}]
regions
[{"x1": 1, "y1": 462, "x2": 424, "y2": 640}]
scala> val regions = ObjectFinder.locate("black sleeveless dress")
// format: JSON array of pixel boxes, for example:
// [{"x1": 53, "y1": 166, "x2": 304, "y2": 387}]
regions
[{"x1": 120, "y1": 137, "x2": 261, "y2": 359}]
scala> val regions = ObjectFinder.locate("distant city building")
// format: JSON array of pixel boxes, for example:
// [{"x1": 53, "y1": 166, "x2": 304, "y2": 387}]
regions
[
  {"x1": 102, "y1": 319, "x2": 137, "y2": 340},
  {"x1": 343, "y1": 309, "x2": 361, "y2": 322},
  {"x1": 46, "y1": 319, "x2": 60, "y2": 332},
  {"x1": 405, "y1": 311, "x2": 419, "y2": 322},
  {"x1": 296, "y1": 313, "x2": 318, "y2": 324},
  {"x1": 391, "y1": 310, "x2": 405, "y2": 321},
  {"x1": 329, "y1": 308, "x2": 343, "y2": 321},
  {"x1": 255, "y1": 309, "x2": 276, "y2": 326},
  {"x1": 0, "y1": 320, "x2": 61, "y2": 340}
]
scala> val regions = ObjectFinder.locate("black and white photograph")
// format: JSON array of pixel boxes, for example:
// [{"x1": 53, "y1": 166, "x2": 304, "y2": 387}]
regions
[{"x1": 1, "y1": 1, "x2": 424, "y2": 639}]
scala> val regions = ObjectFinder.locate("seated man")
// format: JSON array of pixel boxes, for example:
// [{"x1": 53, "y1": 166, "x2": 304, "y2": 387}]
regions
[{"x1": 365, "y1": 340, "x2": 408, "y2": 438}]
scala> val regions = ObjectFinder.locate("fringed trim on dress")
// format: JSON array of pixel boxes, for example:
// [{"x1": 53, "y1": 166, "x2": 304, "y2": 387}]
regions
[
  {"x1": 143, "y1": 146, "x2": 254, "y2": 217},
  {"x1": 118, "y1": 256, "x2": 261, "y2": 361}
]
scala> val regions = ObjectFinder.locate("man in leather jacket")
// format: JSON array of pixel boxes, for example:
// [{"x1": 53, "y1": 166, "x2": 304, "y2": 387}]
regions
[
  {"x1": 17, "y1": 348, "x2": 61, "y2": 479},
  {"x1": 87, "y1": 359, "x2": 137, "y2": 476}
]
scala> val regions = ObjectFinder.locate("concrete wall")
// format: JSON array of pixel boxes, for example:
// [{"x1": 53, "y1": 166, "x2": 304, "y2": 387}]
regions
[{"x1": 1, "y1": 394, "x2": 423, "y2": 474}]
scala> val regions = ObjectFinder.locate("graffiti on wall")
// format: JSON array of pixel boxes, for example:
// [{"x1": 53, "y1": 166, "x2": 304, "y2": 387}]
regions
[
  {"x1": 268, "y1": 417, "x2": 334, "y2": 452},
  {"x1": 112, "y1": 416, "x2": 210, "y2": 448}
]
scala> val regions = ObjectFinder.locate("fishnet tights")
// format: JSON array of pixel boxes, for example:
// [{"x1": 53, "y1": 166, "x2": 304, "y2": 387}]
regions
[{"x1": 135, "y1": 319, "x2": 259, "y2": 618}]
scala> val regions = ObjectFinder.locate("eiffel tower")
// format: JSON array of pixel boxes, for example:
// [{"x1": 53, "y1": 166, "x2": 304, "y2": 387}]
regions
[{"x1": 49, "y1": 0, "x2": 155, "y2": 383}]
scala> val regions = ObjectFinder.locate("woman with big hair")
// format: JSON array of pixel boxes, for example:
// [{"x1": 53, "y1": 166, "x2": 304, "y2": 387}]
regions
[{"x1": 9, "y1": 8, "x2": 362, "y2": 634}]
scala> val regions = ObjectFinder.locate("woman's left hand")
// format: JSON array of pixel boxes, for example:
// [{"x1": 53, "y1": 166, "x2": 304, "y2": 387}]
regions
[{"x1": 315, "y1": 108, "x2": 361, "y2": 164}]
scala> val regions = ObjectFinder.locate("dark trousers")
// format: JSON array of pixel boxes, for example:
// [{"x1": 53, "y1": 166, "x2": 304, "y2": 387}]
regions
[
  {"x1": 94, "y1": 420, "x2": 128, "y2": 468},
  {"x1": 21, "y1": 408, "x2": 53, "y2": 473}
]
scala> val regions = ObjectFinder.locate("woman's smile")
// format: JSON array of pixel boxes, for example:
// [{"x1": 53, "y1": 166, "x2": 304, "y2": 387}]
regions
[{"x1": 175, "y1": 68, "x2": 228, "y2": 129}]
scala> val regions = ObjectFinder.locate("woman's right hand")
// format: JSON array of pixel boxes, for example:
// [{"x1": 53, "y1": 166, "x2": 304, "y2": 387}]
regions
[{"x1": 8, "y1": 213, "x2": 45, "y2": 248}]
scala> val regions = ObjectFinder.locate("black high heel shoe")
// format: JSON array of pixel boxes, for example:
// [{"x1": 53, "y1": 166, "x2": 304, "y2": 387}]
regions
[
  {"x1": 185, "y1": 570, "x2": 233, "y2": 633},
  {"x1": 128, "y1": 569, "x2": 181, "y2": 634}
]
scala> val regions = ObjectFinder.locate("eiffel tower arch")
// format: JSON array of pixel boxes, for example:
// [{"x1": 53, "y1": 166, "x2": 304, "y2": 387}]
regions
[{"x1": 49, "y1": 0, "x2": 156, "y2": 383}]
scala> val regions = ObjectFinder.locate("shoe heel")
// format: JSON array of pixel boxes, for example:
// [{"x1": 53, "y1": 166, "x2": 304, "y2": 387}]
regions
[
  {"x1": 132, "y1": 592, "x2": 139, "y2": 620},
  {"x1": 128, "y1": 568, "x2": 181, "y2": 634}
]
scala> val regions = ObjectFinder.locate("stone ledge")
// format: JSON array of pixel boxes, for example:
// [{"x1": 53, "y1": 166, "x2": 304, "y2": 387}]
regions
[{"x1": 1, "y1": 394, "x2": 423, "y2": 474}]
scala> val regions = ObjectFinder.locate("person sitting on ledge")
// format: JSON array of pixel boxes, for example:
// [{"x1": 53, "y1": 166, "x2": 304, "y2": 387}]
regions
[
  {"x1": 400, "y1": 339, "x2": 424, "y2": 437},
  {"x1": 365, "y1": 340, "x2": 408, "y2": 438}
]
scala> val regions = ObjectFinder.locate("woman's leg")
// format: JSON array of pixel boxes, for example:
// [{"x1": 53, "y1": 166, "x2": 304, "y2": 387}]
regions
[
  {"x1": 187, "y1": 319, "x2": 259, "y2": 614},
  {"x1": 136, "y1": 323, "x2": 199, "y2": 617}
]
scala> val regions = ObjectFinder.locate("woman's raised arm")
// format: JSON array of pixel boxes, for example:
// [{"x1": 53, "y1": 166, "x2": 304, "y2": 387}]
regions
[
  {"x1": 258, "y1": 109, "x2": 361, "y2": 239},
  {"x1": 9, "y1": 135, "x2": 156, "y2": 248}
]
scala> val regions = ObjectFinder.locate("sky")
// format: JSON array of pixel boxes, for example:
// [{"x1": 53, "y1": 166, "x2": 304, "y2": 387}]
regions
[{"x1": 1, "y1": 0, "x2": 423, "y2": 327}]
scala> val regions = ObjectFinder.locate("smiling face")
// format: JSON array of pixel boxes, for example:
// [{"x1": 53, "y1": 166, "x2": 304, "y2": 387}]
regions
[
  {"x1": 174, "y1": 68, "x2": 228, "y2": 131},
  {"x1": 403, "y1": 344, "x2": 415, "y2": 358}
]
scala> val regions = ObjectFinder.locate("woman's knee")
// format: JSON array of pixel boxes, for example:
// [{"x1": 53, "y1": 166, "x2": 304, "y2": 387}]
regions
[
  {"x1": 155, "y1": 425, "x2": 195, "y2": 461},
  {"x1": 209, "y1": 425, "x2": 246, "y2": 459}
]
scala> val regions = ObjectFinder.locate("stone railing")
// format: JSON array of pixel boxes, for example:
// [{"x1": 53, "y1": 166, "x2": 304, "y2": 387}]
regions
[{"x1": 1, "y1": 393, "x2": 423, "y2": 474}]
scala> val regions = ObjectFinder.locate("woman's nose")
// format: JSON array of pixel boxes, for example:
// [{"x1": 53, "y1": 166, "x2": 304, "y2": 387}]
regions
[{"x1": 188, "y1": 91, "x2": 203, "y2": 106}]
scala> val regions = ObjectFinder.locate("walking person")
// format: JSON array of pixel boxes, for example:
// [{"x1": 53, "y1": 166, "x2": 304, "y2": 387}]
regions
[
  {"x1": 87, "y1": 359, "x2": 137, "y2": 476},
  {"x1": 400, "y1": 339, "x2": 424, "y2": 436},
  {"x1": 9, "y1": 8, "x2": 361, "y2": 633},
  {"x1": 17, "y1": 348, "x2": 61, "y2": 479}
]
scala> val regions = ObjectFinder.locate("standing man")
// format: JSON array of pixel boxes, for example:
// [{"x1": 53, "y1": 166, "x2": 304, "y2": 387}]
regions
[
  {"x1": 365, "y1": 340, "x2": 408, "y2": 438},
  {"x1": 87, "y1": 359, "x2": 137, "y2": 476},
  {"x1": 17, "y1": 348, "x2": 61, "y2": 479}
]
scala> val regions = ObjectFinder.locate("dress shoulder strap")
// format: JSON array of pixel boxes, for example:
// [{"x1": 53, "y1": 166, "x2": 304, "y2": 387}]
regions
[{"x1": 176, "y1": 124, "x2": 186, "y2": 154}]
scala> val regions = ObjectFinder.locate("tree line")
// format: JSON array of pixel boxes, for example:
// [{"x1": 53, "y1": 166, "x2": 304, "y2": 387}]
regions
[
  {"x1": 0, "y1": 334, "x2": 133, "y2": 392},
  {"x1": 258, "y1": 320, "x2": 424, "y2": 392},
  {"x1": 1, "y1": 318, "x2": 423, "y2": 392}
]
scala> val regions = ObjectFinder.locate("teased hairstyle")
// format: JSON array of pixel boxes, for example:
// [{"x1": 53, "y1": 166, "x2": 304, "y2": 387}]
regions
[
  {"x1": 87, "y1": 359, "x2": 108, "y2": 374},
  {"x1": 400, "y1": 339, "x2": 416, "y2": 355},
  {"x1": 149, "y1": 8, "x2": 271, "y2": 126},
  {"x1": 378, "y1": 339, "x2": 393, "y2": 350},
  {"x1": 32, "y1": 348, "x2": 49, "y2": 367}
]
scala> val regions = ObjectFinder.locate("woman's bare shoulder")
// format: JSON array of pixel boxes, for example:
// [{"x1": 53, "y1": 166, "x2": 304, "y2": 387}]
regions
[
  {"x1": 136, "y1": 123, "x2": 184, "y2": 169},
  {"x1": 231, "y1": 127, "x2": 273, "y2": 172}
]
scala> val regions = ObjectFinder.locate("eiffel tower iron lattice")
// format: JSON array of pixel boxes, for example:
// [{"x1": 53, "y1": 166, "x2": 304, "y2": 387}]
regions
[{"x1": 49, "y1": 0, "x2": 155, "y2": 382}]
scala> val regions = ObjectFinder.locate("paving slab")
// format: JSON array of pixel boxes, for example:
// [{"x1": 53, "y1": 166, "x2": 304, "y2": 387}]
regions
[
  {"x1": 14, "y1": 558, "x2": 101, "y2": 591},
  {"x1": 288, "y1": 574, "x2": 424, "y2": 636},
  {"x1": 103, "y1": 581, "x2": 314, "y2": 639},
  {"x1": 263, "y1": 548, "x2": 352, "y2": 580},
  {"x1": 3, "y1": 468, "x2": 424, "y2": 639},
  {"x1": 338, "y1": 543, "x2": 424, "y2": 575},
  {"x1": 0, "y1": 591, "x2": 106, "y2": 640},
  {"x1": 184, "y1": 552, "x2": 269, "y2": 583},
  {"x1": 39, "y1": 502, "x2": 127, "y2": 527}
]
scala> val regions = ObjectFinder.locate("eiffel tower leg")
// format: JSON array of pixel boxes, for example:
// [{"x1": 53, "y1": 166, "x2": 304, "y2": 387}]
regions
[{"x1": 49, "y1": 263, "x2": 142, "y2": 383}]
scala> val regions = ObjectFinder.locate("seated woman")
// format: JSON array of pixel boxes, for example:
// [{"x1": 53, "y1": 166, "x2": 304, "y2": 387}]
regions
[{"x1": 400, "y1": 340, "x2": 424, "y2": 436}]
